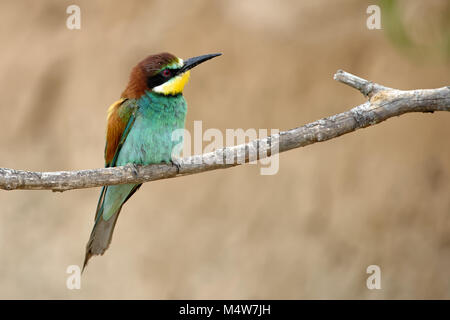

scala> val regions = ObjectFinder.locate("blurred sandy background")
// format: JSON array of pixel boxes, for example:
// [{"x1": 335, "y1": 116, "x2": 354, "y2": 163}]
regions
[{"x1": 0, "y1": 0, "x2": 449, "y2": 299}]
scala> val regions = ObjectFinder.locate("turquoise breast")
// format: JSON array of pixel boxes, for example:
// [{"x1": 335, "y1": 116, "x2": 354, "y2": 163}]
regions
[{"x1": 116, "y1": 91, "x2": 187, "y2": 166}]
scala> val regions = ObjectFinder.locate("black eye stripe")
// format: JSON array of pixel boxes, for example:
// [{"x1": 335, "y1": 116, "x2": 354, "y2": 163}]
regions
[
  {"x1": 163, "y1": 68, "x2": 180, "y2": 76},
  {"x1": 146, "y1": 74, "x2": 166, "y2": 89},
  {"x1": 146, "y1": 68, "x2": 182, "y2": 89}
]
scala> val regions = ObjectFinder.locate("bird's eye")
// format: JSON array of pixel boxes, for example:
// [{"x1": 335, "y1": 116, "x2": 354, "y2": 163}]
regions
[{"x1": 161, "y1": 69, "x2": 171, "y2": 78}]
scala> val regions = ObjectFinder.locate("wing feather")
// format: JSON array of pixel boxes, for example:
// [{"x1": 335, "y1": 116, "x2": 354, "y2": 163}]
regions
[
  {"x1": 104, "y1": 99, "x2": 137, "y2": 167},
  {"x1": 93, "y1": 98, "x2": 137, "y2": 221}
]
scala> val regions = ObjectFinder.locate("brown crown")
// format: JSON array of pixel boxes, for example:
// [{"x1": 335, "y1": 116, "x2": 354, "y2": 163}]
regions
[{"x1": 121, "y1": 52, "x2": 178, "y2": 99}]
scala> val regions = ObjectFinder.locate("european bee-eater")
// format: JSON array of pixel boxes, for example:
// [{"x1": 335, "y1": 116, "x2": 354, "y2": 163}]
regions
[{"x1": 83, "y1": 52, "x2": 221, "y2": 269}]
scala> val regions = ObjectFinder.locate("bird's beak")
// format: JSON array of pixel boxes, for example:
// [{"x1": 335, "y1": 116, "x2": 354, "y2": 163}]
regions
[{"x1": 179, "y1": 53, "x2": 222, "y2": 74}]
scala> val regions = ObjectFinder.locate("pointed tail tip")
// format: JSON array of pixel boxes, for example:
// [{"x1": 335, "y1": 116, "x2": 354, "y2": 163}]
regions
[{"x1": 82, "y1": 251, "x2": 93, "y2": 274}]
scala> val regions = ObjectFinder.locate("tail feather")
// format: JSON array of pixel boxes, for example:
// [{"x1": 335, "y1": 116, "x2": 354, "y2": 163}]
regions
[
  {"x1": 83, "y1": 183, "x2": 142, "y2": 271},
  {"x1": 83, "y1": 207, "x2": 122, "y2": 271}
]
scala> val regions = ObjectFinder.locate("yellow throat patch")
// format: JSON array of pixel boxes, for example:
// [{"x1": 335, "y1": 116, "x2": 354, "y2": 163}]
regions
[{"x1": 152, "y1": 71, "x2": 191, "y2": 95}]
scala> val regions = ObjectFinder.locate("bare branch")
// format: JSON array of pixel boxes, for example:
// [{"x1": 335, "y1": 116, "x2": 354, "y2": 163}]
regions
[
  {"x1": 333, "y1": 69, "x2": 390, "y2": 97},
  {"x1": 1, "y1": 70, "x2": 449, "y2": 192}
]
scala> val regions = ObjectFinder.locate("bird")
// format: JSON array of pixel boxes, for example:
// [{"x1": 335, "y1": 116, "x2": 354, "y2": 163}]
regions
[{"x1": 83, "y1": 52, "x2": 221, "y2": 270}]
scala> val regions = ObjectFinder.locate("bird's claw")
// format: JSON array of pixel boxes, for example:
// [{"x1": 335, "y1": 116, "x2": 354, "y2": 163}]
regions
[
  {"x1": 170, "y1": 159, "x2": 182, "y2": 174},
  {"x1": 126, "y1": 163, "x2": 139, "y2": 177}
]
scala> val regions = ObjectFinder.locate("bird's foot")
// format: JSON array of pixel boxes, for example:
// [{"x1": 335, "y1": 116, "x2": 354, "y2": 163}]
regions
[
  {"x1": 170, "y1": 158, "x2": 182, "y2": 174},
  {"x1": 126, "y1": 163, "x2": 140, "y2": 177}
]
